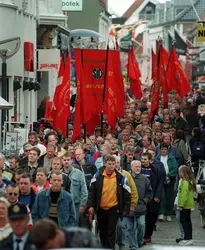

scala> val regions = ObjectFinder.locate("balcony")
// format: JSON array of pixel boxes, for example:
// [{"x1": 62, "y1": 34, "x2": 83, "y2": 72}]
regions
[
  {"x1": 38, "y1": 0, "x2": 67, "y2": 26},
  {"x1": 0, "y1": 0, "x2": 17, "y2": 8}
]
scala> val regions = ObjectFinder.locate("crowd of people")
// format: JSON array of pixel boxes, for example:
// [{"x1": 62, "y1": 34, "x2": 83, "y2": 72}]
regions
[{"x1": 0, "y1": 87, "x2": 205, "y2": 249}]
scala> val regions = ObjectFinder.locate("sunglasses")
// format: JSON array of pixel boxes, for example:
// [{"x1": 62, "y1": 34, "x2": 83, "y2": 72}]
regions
[{"x1": 8, "y1": 192, "x2": 18, "y2": 196}]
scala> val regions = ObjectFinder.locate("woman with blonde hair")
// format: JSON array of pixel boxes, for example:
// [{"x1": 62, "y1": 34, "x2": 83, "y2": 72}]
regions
[{"x1": 0, "y1": 197, "x2": 12, "y2": 240}]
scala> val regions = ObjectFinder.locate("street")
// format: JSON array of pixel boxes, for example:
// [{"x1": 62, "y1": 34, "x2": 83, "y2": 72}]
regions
[
  {"x1": 152, "y1": 209, "x2": 205, "y2": 246},
  {"x1": 123, "y1": 208, "x2": 205, "y2": 248}
]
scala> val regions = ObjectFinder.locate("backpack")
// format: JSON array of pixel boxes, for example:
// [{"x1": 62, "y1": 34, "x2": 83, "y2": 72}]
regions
[{"x1": 191, "y1": 141, "x2": 205, "y2": 158}]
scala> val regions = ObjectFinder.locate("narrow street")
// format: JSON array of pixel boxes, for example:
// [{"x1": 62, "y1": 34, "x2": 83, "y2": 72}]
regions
[
  {"x1": 152, "y1": 209, "x2": 205, "y2": 246},
  {"x1": 124, "y1": 208, "x2": 205, "y2": 249}
]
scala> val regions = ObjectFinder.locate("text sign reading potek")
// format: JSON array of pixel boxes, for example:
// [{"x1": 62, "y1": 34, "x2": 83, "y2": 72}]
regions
[
  {"x1": 62, "y1": 0, "x2": 83, "y2": 11},
  {"x1": 197, "y1": 25, "x2": 205, "y2": 42}
]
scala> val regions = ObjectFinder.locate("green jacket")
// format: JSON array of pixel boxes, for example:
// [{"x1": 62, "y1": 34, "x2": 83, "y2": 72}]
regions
[
  {"x1": 178, "y1": 180, "x2": 195, "y2": 209},
  {"x1": 156, "y1": 155, "x2": 178, "y2": 178}
]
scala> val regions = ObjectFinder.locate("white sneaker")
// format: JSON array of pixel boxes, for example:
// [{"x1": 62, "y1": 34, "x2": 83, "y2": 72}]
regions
[
  {"x1": 158, "y1": 214, "x2": 164, "y2": 221},
  {"x1": 179, "y1": 240, "x2": 193, "y2": 246},
  {"x1": 166, "y1": 216, "x2": 172, "y2": 222}
]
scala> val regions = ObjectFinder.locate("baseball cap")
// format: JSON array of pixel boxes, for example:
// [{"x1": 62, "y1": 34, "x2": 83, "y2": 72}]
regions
[{"x1": 8, "y1": 204, "x2": 27, "y2": 220}]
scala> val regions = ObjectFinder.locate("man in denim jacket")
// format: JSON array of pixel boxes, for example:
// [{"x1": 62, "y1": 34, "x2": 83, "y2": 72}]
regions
[
  {"x1": 62, "y1": 152, "x2": 88, "y2": 225},
  {"x1": 32, "y1": 170, "x2": 76, "y2": 228}
]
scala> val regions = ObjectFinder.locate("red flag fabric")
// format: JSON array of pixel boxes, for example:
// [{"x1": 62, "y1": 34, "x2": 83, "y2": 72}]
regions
[
  {"x1": 110, "y1": 50, "x2": 125, "y2": 118},
  {"x1": 44, "y1": 101, "x2": 53, "y2": 122},
  {"x1": 150, "y1": 46, "x2": 160, "y2": 120},
  {"x1": 166, "y1": 46, "x2": 191, "y2": 99},
  {"x1": 104, "y1": 48, "x2": 118, "y2": 129},
  {"x1": 85, "y1": 116, "x2": 101, "y2": 134},
  {"x1": 152, "y1": 50, "x2": 156, "y2": 79},
  {"x1": 50, "y1": 57, "x2": 65, "y2": 119},
  {"x1": 72, "y1": 50, "x2": 83, "y2": 143},
  {"x1": 159, "y1": 46, "x2": 169, "y2": 108},
  {"x1": 80, "y1": 50, "x2": 107, "y2": 123},
  {"x1": 128, "y1": 48, "x2": 142, "y2": 100},
  {"x1": 52, "y1": 54, "x2": 71, "y2": 136}
]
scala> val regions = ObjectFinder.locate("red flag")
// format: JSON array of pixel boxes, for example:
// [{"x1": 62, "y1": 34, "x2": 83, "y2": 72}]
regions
[
  {"x1": 104, "y1": 48, "x2": 118, "y2": 129},
  {"x1": 50, "y1": 57, "x2": 65, "y2": 119},
  {"x1": 52, "y1": 53, "x2": 71, "y2": 136},
  {"x1": 110, "y1": 50, "x2": 125, "y2": 118},
  {"x1": 166, "y1": 46, "x2": 191, "y2": 99},
  {"x1": 128, "y1": 48, "x2": 142, "y2": 100},
  {"x1": 150, "y1": 45, "x2": 160, "y2": 120},
  {"x1": 159, "y1": 46, "x2": 169, "y2": 108}
]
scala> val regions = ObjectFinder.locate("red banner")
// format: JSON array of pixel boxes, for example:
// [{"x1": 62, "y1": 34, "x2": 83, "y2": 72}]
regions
[
  {"x1": 52, "y1": 54, "x2": 71, "y2": 136},
  {"x1": 128, "y1": 48, "x2": 142, "y2": 100},
  {"x1": 78, "y1": 49, "x2": 107, "y2": 123},
  {"x1": 166, "y1": 46, "x2": 191, "y2": 99},
  {"x1": 159, "y1": 46, "x2": 169, "y2": 108}
]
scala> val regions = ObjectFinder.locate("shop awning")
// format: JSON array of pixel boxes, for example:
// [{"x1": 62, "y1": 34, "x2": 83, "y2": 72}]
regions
[{"x1": 0, "y1": 96, "x2": 13, "y2": 110}]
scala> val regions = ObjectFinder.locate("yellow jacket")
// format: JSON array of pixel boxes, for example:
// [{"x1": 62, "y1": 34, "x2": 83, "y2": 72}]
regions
[{"x1": 122, "y1": 169, "x2": 138, "y2": 208}]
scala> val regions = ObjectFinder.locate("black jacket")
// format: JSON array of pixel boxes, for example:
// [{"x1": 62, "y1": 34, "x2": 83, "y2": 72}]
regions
[
  {"x1": 0, "y1": 232, "x2": 35, "y2": 250},
  {"x1": 87, "y1": 167, "x2": 131, "y2": 216},
  {"x1": 74, "y1": 157, "x2": 97, "y2": 189},
  {"x1": 175, "y1": 117, "x2": 189, "y2": 135},
  {"x1": 19, "y1": 163, "x2": 42, "y2": 182},
  {"x1": 121, "y1": 155, "x2": 139, "y2": 172},
  {"x1": 141, "y1": 164, "x2": 163, "y2": 200}
]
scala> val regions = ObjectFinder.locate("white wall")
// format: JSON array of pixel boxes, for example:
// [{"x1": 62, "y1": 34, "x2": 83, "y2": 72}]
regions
[{"x1": 0, "y1": 1, "x2": 37, "y2": 126}]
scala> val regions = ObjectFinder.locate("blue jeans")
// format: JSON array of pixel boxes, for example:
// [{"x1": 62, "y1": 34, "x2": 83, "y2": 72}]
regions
[
  {"x1": 176, "y1": 210, "x2": 184, "y2": 239},
  {"x1": 127, "y1": 215, "x2": 145, "y2": 249},
  {"x1": 117, "y1": 217, "x2": 127, "y2": 247}
]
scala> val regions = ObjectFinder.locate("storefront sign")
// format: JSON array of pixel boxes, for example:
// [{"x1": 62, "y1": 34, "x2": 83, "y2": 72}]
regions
[
  {"x1": 62, "y1": 0, "x2": 83, "y2": 11},
  {"x1": 197, "y1": 25, "x2": 205, "y2": 42},
  {"x1": 37, "y1": 49, "x2": 60, "y2": 71}
]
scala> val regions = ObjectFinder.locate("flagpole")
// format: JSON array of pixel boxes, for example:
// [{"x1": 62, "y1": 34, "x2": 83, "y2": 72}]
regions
[{"x1": 101, "y1": 43, "x2": 109, "y2": 137}]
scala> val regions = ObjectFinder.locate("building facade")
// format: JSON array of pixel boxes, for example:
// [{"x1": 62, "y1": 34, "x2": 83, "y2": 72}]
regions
[
  {"x1": 65, "y1": 0, "x2": 111, "y2": 39},
  {"x1": 0, "y1": 0, "x2": 37, "y2": 127}
]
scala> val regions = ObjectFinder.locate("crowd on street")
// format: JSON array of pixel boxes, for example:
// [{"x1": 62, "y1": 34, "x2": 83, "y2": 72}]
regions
[{"x1": 0, "y1": 86, "x2": 205, "y2": 249}]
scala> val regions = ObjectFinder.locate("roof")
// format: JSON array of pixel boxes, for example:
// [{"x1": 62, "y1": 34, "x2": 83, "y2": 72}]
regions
[{"x1": 122, "y1": 0, "x2": 145, "y2": 18}]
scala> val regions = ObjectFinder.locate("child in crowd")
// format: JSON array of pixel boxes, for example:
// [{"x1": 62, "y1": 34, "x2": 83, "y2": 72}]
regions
[
  {"x1": 174, "y1": 172, "x2": 184, "y2": 243},
  {"x1": 178, "y1": 165, "x2": 196, "y2": 246}
]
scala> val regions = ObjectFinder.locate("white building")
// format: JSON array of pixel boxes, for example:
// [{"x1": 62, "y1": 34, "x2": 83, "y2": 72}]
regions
[
  {"x1": 0, "y1": 0, "x2": 37, "y2": 127},
  {"x1": 0, "y1": 0, "x2": 69, "y2": 133}
]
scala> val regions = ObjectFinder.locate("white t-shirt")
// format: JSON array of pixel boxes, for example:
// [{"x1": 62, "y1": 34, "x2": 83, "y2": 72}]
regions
[{"x1": 160, "y1": 155, "x2": 169, "y2": 174}]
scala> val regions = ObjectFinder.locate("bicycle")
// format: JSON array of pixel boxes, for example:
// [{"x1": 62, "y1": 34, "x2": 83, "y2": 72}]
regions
[{"x1": 196, "y1": 160, "x2": 205, "y2": 228}]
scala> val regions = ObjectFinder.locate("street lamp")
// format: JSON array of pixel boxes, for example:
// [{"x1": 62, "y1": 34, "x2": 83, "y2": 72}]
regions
[{"x1": 0, "y1": 37, "x2": 21, "y2": 128}]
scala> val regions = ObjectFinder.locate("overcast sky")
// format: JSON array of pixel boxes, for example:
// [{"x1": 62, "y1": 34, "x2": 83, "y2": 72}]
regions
[{"x1": 108, "y1": 0, "x2": 168, "y2": 16}]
